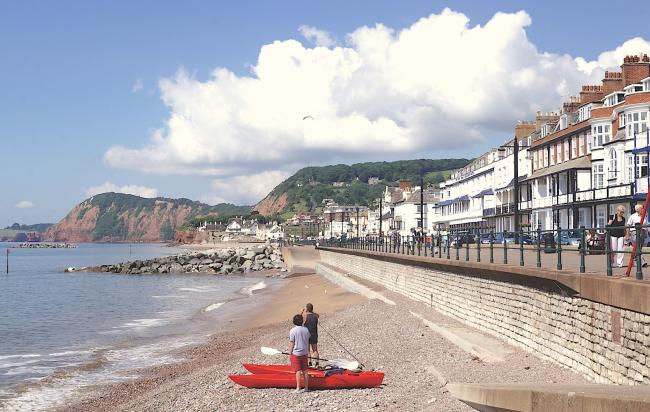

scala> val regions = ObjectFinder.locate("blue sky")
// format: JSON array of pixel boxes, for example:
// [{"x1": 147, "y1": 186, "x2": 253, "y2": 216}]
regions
[{"x1": 1, "y1": 0, "x2": 649, "y2": 226}]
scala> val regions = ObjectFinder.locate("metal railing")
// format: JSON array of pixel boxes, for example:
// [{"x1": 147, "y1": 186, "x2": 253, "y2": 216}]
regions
[{"x1": 320, "y1": 224, "x2": 650, "y2": 280}]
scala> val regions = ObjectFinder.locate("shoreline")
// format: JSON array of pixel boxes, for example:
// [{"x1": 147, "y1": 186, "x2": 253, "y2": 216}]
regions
[{"x1": 60, "y1": 273, "x2": 367, "y2": 411}]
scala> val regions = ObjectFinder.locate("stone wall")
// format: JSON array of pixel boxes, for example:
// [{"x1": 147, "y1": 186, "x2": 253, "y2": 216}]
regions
[{"x1": 318, "y1": 250, "x2": 650, "y2": 385}]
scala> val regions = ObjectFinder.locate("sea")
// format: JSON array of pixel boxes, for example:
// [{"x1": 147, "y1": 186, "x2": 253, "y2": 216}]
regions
[{"x1": 0, "y1": 243, "x2": 281, "y2": 411}]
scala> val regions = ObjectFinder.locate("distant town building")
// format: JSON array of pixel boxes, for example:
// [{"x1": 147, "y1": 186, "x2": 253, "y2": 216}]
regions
[{"x1": 367, "y1": 177, "x2": 381, "y2": 185}]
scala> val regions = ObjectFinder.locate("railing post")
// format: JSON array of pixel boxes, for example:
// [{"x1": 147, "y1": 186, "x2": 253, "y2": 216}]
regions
[
  {"x1": 579, "y1": 226, "x2": 586, "y2": 273},
  {"x1": 634, "y1": 223, "x2": 643, "y2": 279},
  {"x1": 465, "y1": 235, "x2": 469, "y2": 261},
  {"x1": 503, "y1": 231, "x2": 508, "y2": 265},
  {"x1": 519, "y1": 229, "x2": 524, "y2": 266},
  {"x1": 489, "y1": 229, "x2": 494, "y2": 264},
  {"x1": 536, "y1": 228, "x2": 541, "y2": 268},
  {"x1": 605, "y1": 229, "x2": 612, "y2": 277},
  {"x1": 446, "y1": 233, "x2": 450, "y2": 259},
  {"x1": 455, "y1": 231, "x2": 460, "y2": 261},
  {"x1": 418, "y1": 238, "x2": 422, "y2": 256},
  {"x1": 423, "y1": 236, "x2": 427, "y2": 257},
  {"x1": 476, "y1": 232, "x2": 481, "y2": 263},
  {"x1": 556, "y1": 227, "x2": 563, "y2": 270}
]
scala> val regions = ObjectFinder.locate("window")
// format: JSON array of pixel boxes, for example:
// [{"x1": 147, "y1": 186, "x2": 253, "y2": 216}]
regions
[
  {"x1": 619, "y1": 113, "x2": 626, "y2": 128},
  {"x1": 579, "y1": 134, "x2": 585, "y2": 156},
  {"x1": 550, "y1": 145, "x2": 556, "y2": 165},
  {"x1": 591, "y1": 124, "x2": 611, "y2": 148},
  {"x1": 543, "y1": 149, "x2": 548, "y2": 168},
  {"x1": 596, "y1": 207, "x2": 606, "y2": 229},
  {"x1": 578, "y1": 208, "x2": 586, "y2": 228},
  {"x1": 627, "y1": 154, "x2": 634, "y2": 183},
  {"x1": 593, "y1": 164, "x2": 604, "y2": 189},
  {"x1": 626, "y1": 111, "x2": 649, "y2": 138},
  {"x1": 609, "y1": 149, "x2": 617, "y2": 180},
  {"x1": 534, "y1": 150, "x2": 539, "y2": 170},
  {"x1": 572, "y1": 136, "x2": 577, "y2": 158},
  {"x1": 637, "y1": 155, "x2": 648, "y2": 178},
  {"x1": 587, "y1": 131, "x2": 593, "y2": 152},
  {"x1": 564, "y1": 140, "x2": 569, "y2": 160},
  {"x1": 579, "y1": 104, "x2": 592, "y2": 122}
]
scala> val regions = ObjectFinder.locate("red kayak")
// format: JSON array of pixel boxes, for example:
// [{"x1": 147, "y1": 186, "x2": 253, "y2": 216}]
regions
[
  {"x1": 243, "y1": 364, "x2": 324, "y2": 375},
  {"x1": 230, "y1": 366, "x2": 384, "y2": 389}
]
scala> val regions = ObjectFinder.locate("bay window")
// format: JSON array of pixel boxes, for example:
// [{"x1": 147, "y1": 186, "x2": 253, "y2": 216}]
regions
[
  {"x1": 591, "y1": 124, "x2": 611, "y2": 148},
  {"x1": 608, "y1": 149, "x2": 617, "y2": 180},
  {"x1": 626, "y1": 111, "x2": 649, "y2": 138}
]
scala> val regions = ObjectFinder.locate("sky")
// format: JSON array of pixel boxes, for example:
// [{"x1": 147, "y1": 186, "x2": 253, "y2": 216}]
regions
[{"x1": 1, "y1": 0, "x2": 650, "y2": 226}]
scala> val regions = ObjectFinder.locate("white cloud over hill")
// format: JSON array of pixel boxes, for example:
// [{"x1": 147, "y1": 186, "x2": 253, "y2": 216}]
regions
[
  {"x1": 85, "y1": 182, "x2": 159, "y2": 198},
  {"x1": 104, "y1": 8, "x2": 650, "y2": 204}
]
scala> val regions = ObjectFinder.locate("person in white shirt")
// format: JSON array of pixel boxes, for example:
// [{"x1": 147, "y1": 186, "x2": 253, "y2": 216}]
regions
[
  {"x1": 625, "y1": 204, "x2": 650, "y2": 267},
  {"x1": 288, "y1": 314, "x2": 310, "y2": 392}
]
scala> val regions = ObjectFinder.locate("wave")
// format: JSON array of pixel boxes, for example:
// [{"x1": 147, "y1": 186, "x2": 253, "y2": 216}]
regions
[
  {"x1": 203, "y1": 302, "x2": 225, "y2": 312},
  {"x1": 115, "y1": 318, "x2": 167, "y2": 330},
  {"x1": 0, "y1": 354, "x2": 41, "y2": 361},
  {"x1": 151, "y1": 294, "x2": 185, "y2": 299},
  {"x1": 240, "y1": 281, "x2": 267, "y2": 296}
]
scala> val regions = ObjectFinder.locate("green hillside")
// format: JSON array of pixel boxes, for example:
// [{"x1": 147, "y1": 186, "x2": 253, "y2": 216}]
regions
[{"x1": 256, "y1": 158, "x2": 471, "y2": 217}]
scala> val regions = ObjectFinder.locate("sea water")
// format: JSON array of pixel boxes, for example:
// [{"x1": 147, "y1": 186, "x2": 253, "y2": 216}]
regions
[{"x1": 0, "y1": 243, "x2": 279, "y2": 410}]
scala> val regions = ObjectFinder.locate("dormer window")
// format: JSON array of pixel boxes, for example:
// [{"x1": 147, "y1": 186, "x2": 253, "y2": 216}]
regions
[
  {"x1": 559, "y1": 114, "x2": 568, "y2": 130},
  {"x1": 578, "y1": 104, "x2": 592, "y2": 122},
  {"x1": 540, "y1": 123, "x2": 553, "y2": 138},
  {"x1": 624, "y1": 84, "x2": 643, "y2": 95},
  {"x1": 643, "y1": 77, "x2": 650, "y2": 92},
  {"x1": 604, "y1": 92, "x2": 625, "y2": 107},
  {"x1": 626, "y1": 111, "x2": 649, "y2": 138}
]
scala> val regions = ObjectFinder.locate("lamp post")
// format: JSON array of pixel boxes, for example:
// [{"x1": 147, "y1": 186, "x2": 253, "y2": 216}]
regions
[
  {"x1": 379, "y1": 197, "x2": 383, "y2": 237},
  {"x1": 340, "y1": 207, "x2": 344, "y2": 239},
  {"x1": 498, "y1": 137, "x2": 520, "y2": 243},
  {"x1": 420, "y1": 177, "x2": 425, "y2": 234},
  {"x1": 356, "y1": 206, "x2": 360, "y2": 238}
]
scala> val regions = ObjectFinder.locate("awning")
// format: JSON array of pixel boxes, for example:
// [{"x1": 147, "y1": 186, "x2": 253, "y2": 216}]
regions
[
  {"x1": 473, "y1": 188, "x2": 494, "y2": 197},
  {"x1": 457, "y1": 195, "x2": 470, "y2": 202},
  {"x1": 435, "y1": 200, "x2": 451, "y2": 207},
  {"x1": 523, "y1": 157, "x2": 591, "y2": 181},
  {"x1": 449, "y1": 216, "x2": 485, "y2": 225}
]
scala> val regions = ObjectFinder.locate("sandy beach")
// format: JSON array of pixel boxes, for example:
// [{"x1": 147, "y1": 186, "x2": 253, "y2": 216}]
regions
[{"x1": 61, "y1": 264, "x2": 586, "y2": 412}]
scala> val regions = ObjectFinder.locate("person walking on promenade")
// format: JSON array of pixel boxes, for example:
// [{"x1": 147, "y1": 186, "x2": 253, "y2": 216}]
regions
[
  {"x1": 302, "y1": 303, "x2": 320, "y2": 367},
  {"x1": 289, "y1": 314, "x2": 310, "y2": 392},
  {"x1": 626, "y1": 204, "x2": 650, "y2": 267},
  {"x1": 607, "y1": 205, "x2": 626, "y2": 267}
]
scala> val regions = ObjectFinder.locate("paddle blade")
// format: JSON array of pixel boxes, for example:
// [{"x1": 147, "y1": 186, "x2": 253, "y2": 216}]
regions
[
  {"x1": 261, "y1": 346, "x2": 282, "y2": 356},
  {"x1": 330, "y1": 359, "x2": 360, "y2": 370}
]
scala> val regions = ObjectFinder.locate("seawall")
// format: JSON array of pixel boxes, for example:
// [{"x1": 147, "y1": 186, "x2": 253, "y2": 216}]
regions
[{"x1": 316, "y1": 247, "x2": 650, "y2": 385}]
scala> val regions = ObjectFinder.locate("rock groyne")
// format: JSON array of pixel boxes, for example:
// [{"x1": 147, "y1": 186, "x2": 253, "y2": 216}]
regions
[{"x1": 76, "y1": 245, "x2": 285, "y2": 275}]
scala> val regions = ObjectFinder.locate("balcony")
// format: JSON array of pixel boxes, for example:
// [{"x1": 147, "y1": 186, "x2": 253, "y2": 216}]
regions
[
  {"x1": 494, "y1": 203, "x2": 514, "y2": 215},
  {"x1": 483, "y1": 207, "x2": 496, "y2": 217}
]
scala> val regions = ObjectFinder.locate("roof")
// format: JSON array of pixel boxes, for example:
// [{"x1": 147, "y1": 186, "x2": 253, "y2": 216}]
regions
[
  {"x1": 524, "y1": 157, "x2": 591, "y2": 181},
  {"x1": 472, "y1": 188, "x2": 494, "y2": 198},
  {"x1": 531, "y1": 119, "x2": 590, "y2": 148}
]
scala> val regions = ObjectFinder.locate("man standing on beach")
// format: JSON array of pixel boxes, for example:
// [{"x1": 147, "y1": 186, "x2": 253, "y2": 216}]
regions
[
  {"x1": 302, "y1": 303, "x2": 320, "y2": 367},
  {"x1": 289, "y1": 314, "x2": 310, "y2": 392}
]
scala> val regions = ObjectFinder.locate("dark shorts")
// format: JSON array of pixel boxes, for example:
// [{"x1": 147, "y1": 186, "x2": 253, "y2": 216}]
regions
[
  {"x1": 290, "y1": 354, "x2": 308, "y2": 371},
  {"x1": 309, "y1": 335, "x2": 318, "y2": 345}
]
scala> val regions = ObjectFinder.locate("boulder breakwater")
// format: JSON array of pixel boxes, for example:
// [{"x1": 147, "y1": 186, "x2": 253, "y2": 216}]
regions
[{"x1": 69, "y1": 244, "x2": 285, "y2": 275}]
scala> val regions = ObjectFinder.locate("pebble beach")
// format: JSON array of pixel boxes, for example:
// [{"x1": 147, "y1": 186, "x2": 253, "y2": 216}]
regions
[{"x1": 62, "y1": 272, "x2": 586, "y2": 412}]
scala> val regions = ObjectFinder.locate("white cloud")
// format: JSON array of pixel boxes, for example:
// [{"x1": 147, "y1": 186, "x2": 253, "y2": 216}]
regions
[
  {"x1": 203, "y1": 170, "x2": 291, "y2": 205},
  {"x1": 132, "y1": 78, "x2": 144, "y2": 93},
  {"x1": 15, "y1": 200, "x2": 35, "y2": 209},
  {"x1": 105, "y1": 8, "x2": 650, "y2": 183},
  {"x1": 299, "y1": 25, "x2": 336, "y2": 47},
  {"x1": 85, "y1": 182, "x2": 158, "y2": 198}
]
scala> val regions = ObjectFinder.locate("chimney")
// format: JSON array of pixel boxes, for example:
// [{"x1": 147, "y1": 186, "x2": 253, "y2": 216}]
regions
[
  {"x1": 399, "y1": 179, "x2": 412, "y2": 191},
  {"x1": 562, "y1": 96, "x2": 582, "y2": 114},
  {"x1": 621, "y1": 54, "x2": 650, "y2": 86},
  {"x1": 580, "y1": 85, "x2": 604, "y2": 104},
  {"x1": 515, "y1": 121, "x2": 536, "y2": 140},
  {"x1": 601, "y1": 70, "x2": 623, "y2": 94},
  {"x1": 535, "y1": 111, "x2": 560, "y2": 131}
]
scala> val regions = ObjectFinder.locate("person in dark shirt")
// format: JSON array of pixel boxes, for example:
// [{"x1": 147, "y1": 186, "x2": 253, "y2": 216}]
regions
[
  {"x1": 607, "y1": 205, "x2": 626, "y2": 267},
  {"x1": 302, "y1": 303, "x2": 320, "y2": 367}
]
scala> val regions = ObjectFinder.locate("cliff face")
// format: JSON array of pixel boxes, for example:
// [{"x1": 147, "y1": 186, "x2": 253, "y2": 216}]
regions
[
  {"x1": 253, "y1": 192, "x2": 288, "y2": 216},
  {"x1": 45, "y1": 193, "x2": 248, "y2": 242}
]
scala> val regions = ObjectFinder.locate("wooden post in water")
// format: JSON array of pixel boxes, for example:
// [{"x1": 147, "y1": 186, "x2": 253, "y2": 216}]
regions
[{"x1": 5, "y1": 249, "x2": 9, "y2": 274}]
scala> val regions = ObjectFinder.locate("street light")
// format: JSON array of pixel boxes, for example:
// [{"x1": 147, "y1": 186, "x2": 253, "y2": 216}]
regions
[
  {"x1": 356, "y1": 206, "x2": 360, "y2": 238},
  {"x1": 497, "y1": 137, "x2": 520, "y2": 243}
]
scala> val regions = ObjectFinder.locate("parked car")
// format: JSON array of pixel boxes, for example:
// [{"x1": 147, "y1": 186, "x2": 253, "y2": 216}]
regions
[{"x1": 450, "y1": 232, "x2": 476, "y2": 246}]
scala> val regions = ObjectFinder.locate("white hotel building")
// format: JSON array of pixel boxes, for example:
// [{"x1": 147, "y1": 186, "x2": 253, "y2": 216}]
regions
[{"x1": 433, "y1": 55, "x2": 650, "y2": 233}]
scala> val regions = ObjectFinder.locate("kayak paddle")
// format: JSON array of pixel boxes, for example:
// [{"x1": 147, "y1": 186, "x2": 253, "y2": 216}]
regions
[{"x1": 260, "y1": 346, "x2": 360, "y2": 370}]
